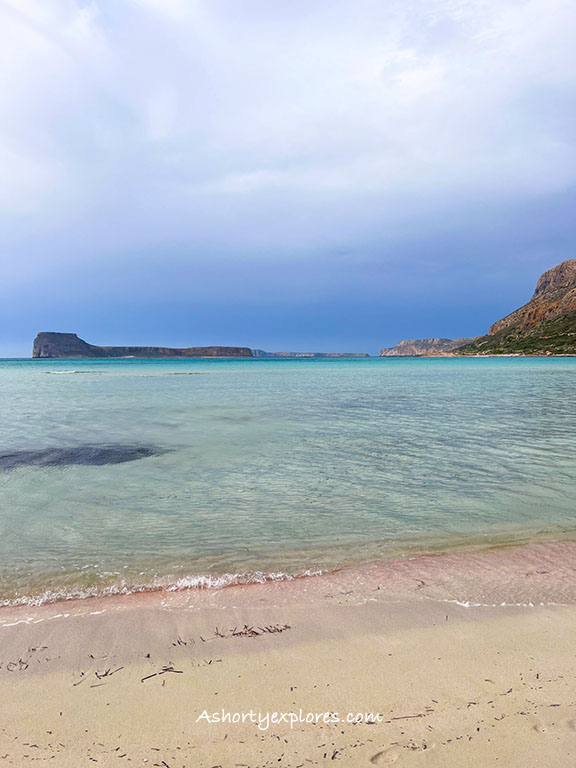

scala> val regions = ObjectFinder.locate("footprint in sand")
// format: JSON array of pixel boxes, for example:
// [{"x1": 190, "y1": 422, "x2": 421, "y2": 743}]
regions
[
  {"x1": 534, "y1": 717, "x2": 576, "y2": 734},
  {"x1": 370, "y1": 748, "x2": 399, "y2": 764}
]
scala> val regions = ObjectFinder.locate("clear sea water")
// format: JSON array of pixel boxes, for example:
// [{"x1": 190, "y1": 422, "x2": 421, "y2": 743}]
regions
[{"x1": 1, "y1": 356, "x2": 576, "y2": 605}]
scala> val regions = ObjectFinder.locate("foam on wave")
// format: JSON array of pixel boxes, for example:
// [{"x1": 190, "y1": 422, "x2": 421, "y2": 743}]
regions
[{"x1": 0, "y1": 568, "x2": 324, "y2": 608}]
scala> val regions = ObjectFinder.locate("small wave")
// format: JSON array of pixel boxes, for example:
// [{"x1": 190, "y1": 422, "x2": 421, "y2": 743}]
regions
[
  {"x1": 166, "y1": 569, "x2": 322, "y2": 591},
  {"x1": 134, "y1": 372, "x2": 210, "y2": 377},
  {"x1": 428, "y1": 597, "x2": 569, "y2": 608},
  {"x1": 43, "y1": 370, "x2": 104, "y2": 375},
  {"x1": 0, "y1": 569, "x2": 324, "y2": 608}
]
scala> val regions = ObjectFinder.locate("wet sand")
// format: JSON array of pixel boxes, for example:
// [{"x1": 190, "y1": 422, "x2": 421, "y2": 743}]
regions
[{"x1": 1, "y1": 542, "x2": 576, "y2": 767}]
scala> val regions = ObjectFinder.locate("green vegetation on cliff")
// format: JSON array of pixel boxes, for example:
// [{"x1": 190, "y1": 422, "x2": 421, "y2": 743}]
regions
[{"x1": 458, "y1": 311, "x2": 576, "y2": 356}]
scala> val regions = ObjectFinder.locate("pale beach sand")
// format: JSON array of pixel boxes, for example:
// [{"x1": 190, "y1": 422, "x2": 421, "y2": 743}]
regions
[{"x1": 1, "y1": 543, "x2": 576, "y2": 767}]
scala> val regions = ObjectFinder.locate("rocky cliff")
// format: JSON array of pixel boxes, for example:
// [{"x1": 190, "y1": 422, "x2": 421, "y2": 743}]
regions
[
  {"x1": 32, "y1": 333, "x2": 254, "y2": 358},
  {"x1": 380, "y1": 337, "x2": 477, "y2": 357},
  {"x1": 458, "y1": 260, "x2": 576, "y2": 355}
]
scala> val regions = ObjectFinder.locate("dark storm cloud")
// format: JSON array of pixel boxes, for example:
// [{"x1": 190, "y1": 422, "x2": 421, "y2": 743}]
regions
[{"x1": 1, "y1": 0, "x2": 575, "y2": 354}]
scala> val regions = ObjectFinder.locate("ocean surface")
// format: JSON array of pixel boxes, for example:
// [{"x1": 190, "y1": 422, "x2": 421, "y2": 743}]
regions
[{"x1": 1, "y1": 356, "x2": 576, "y2": 606}]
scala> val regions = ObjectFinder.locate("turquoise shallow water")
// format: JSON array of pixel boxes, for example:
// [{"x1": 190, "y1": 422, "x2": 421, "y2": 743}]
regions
[{"x1": 1, "y1": 356, "x2": 576, "y2": 604}]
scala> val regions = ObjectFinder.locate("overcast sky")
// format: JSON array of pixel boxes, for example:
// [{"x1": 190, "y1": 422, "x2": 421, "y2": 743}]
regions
[{"x1": 1, "y1": 0, "x2": 575, "y2": 355}]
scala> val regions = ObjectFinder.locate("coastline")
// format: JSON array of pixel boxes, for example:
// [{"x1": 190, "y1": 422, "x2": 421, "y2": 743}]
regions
[
  {"x1": 2, "y1": 541, "x2": 576, "y2": 766},
  {"x1": 3, "y1": 352, "x2": 576, "y2": 765},
  {"x1": 3, "y1": 527, "x2": 576, "y2": 609}
]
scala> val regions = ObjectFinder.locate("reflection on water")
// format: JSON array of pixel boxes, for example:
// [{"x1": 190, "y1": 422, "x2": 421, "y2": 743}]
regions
[{"x1": 0, "y1": 444, "x2": 164, "y2": 470}]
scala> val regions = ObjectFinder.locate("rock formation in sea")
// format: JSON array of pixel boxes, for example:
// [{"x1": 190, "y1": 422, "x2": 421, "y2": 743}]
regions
[
  {"x1": 32, "y1": 333, "x2": 254, "y2": 358},
  {"x1": 458, "y1": 259, "x2": 576, "y2": 355},
  {"x1": 380, "y1": 338, "x2": 477, "y2": 357}
]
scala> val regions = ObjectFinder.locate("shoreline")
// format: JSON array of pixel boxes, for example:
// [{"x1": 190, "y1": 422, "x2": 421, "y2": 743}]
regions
[
  {"x1": 2, "y1": 516, "x2": 576, "y2": 764},
  {"x1": 2, "y1": 531, "x2": 576, "y2": 613},
  {"x1": 1, "y1": 553, "x2": 576, "y2": 766}
]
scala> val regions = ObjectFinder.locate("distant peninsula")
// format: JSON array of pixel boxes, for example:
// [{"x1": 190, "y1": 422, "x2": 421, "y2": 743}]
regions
[
  {"x1": 32, "y1": 333, "x2": 369, "y2": 359},
  {"x1": 381, "y1": 259, "x2": 576, "y2": 357},
  {"x1": 380, "y1": 338, "x2": 477, "y2": 357},
  {"x1": 458, "y1": 259, "x2": 576, "y2": 355}
]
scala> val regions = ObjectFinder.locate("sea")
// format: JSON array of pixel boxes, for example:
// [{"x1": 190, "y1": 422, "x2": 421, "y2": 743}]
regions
[{"x1": 1, "y1": 356, "x2": 576, "y2": 607}]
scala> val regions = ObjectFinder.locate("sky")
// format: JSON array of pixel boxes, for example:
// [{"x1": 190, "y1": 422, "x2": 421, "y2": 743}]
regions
[{"x1": 1, "y1": 0, "x2": 575, "y2": 356}]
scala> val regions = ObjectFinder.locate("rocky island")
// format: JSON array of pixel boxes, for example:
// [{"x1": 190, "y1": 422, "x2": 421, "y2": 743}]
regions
[
  {"x1": 32, "y1": 333, "x2": 253, "y2": 358},
  {"x1": 32, "y1": 333, "x2": 370, "y2": 359}
]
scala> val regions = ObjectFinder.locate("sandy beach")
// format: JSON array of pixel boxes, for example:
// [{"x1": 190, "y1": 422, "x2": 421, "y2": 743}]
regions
[
  {"x1": 3, "y1": 0, "x2": 576, "y2": 760},
  {"x1": 1, "y1": 543, "x2": 575, "y2": 767}
]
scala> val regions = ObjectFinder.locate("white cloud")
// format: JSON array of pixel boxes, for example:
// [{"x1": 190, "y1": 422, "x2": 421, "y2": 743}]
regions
[{"x1": 0, "y1": 0, "x2": 575, "y2": 267}]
